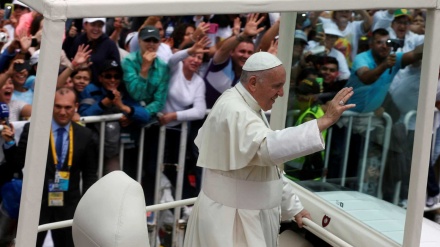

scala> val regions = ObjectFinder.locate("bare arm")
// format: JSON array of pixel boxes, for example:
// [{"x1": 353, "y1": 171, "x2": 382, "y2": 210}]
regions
[
  {"x1": 356, "y1": 64, "x2": 389, "y2": 85},
  {"x1": 355, "y1": 10, "x2": 372, "y2": 33},
  {"x1": 20, "y1": 104, "x2": 32, "y2": 120},
  {"x1": 109, "y1": 18, "x2": 123, "y2": 44},
  {"x1": 401, "y1": 44, "x2": 423, "y2": 67},
  {"x1": 257, "y1": 19, "x2": 280, "y2": 52},
  {"x1": 213, "y1": 13, "x2": 265, "y2": 64},
  {"x1": 57, "y1": 45, "x2": 91, "y2": 88}
]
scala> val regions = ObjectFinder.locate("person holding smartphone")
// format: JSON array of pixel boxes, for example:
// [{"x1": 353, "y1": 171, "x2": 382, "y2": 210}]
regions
[
  {"x1": 0, "y1": 59, "x2": 33, "y2": 105},
  {"x1": 79, "y1": 60, "x2": 150, "y2": 174}
]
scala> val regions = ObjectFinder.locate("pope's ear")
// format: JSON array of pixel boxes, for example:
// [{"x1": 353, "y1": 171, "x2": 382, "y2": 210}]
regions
[{"x1": 248, "y1": 76, "x2": 258, "y2": 92}]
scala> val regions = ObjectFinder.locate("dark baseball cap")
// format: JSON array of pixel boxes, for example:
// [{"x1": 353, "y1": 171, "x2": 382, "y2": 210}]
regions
[
  {"x1": 100, "y1": 60, "x2": 122, "y2": 75},
  {"x1": 295, "y1": 78, "x2": 321, "y2": 95},
  {"x1": 139, "y1": 26, "x2": 160, "y2": 41}
]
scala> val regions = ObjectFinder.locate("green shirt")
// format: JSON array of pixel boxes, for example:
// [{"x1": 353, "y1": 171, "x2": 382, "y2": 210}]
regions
[{"x1": 122, "y1": 51, "x2": 170, "y2": 115}]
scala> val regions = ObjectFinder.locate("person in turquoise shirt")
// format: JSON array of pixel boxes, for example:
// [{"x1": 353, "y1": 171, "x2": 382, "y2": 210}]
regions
[
  {"x1": 122, "y1": 25, "x2": 170, "y2": 117},
  {"x1": 121, "y1": 26, "x2": 170, "y2": 204}
]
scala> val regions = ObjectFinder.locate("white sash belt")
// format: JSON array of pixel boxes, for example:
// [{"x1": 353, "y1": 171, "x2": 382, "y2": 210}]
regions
[{"x1": 202, "y1": 169, "x2": 283, "y2": 210}]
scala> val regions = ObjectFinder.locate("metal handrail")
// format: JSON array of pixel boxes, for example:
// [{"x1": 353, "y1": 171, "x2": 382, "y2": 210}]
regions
[{"x1": 302, "y1": 218, "x2": 353, "y2": 247}]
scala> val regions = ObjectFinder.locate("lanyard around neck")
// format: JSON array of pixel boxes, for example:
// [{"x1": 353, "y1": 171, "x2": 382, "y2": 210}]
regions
[{"x1": 49, "y1": 125, "x2": 73, "y2": 167}]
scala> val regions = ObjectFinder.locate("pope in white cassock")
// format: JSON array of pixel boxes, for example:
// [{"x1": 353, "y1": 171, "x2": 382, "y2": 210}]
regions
[{"x1": 183, "y1": 52, "x2": 355, "y2": 247}]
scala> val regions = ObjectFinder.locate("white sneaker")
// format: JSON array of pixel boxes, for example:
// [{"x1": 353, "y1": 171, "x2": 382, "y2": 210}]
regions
[{"x1": 426, "y1": 195, "x2": 439, "y2": 207}]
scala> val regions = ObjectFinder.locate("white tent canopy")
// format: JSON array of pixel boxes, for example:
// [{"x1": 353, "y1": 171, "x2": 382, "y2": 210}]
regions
[{"x1": 16, "y1": 0, "x2": 440, "y2": 246}]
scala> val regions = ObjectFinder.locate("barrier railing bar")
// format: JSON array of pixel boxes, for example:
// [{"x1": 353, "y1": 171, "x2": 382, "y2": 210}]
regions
[
  {"x1": 37, "y1": 198, "x2": 198, "y2": 233},
  {"x1": 136, "y1": 127, "x2": 145, "y2": 183},
  {"x1": 358, "y1": 115, "x2": 372, "y2": 193},
  {"x1": 172, "y1": 122, "x2": 188, "y2": 247},
  {"x1": 79, "y1": 113, "x2": 123, "y2": 123},
  {"x1": 378, "y1": 113, "x2": 392, "y2": 199},
  {"x1": 341, "y1": 116, "x2": 353, "y2": 186},
  {"x1": 323, "y1": 127, "x2": 333, "y2": 183},
  {"x1": 119, "y1": 143, "x2": 124, "y2": 171}
]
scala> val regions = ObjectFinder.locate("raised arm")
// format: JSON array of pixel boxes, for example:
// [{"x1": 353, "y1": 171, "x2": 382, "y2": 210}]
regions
[
  {"x1": 213, "y1": 13, "x2": 265, "y2": 64},
  {"x1": 168, "y1": 36, "x2": 210, "y2": 70},
  {"x1": 355, "y1": 10, "x2": 373, "y2": 33},
  {"x1": 257, "y1": 18, "x2": 280, "y2": 52},
  {"x1": 401, "y1": 44, "x2": 423, "y2": 68}
]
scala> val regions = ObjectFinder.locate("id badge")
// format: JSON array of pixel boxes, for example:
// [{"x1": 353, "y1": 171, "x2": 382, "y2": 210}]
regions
[
  {"x1": 55, "y1": 171, "x2": 70, "y2": 191},
  {"x1": 48, "y1": 192, "x2": 64, "y2": 206}
]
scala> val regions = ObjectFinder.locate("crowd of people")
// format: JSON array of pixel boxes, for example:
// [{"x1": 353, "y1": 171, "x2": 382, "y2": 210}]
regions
[{"x1": 0, "y1": 0, "x2": 437, "y2": 245}]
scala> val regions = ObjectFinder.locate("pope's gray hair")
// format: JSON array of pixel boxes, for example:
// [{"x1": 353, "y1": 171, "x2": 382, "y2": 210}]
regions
[{"x1": 240, "y1": 70, "x2": 266, "y2": 85}]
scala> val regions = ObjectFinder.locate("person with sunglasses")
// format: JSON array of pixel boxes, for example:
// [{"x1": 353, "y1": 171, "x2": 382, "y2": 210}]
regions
[{"x1": 79, "y1": 59, "x2": 150, "y2": 174}]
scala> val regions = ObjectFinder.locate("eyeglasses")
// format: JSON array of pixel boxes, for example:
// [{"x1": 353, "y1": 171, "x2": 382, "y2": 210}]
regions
[
  {"x1": 102, "y1": 73, "x2": 121, "y2": 80},
  {"x1": 143, "y1": 38, "x2": 159, "y2": 43}
]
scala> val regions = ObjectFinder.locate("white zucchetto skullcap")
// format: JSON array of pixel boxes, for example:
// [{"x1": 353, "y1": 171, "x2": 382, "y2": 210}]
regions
[{"x1": 242, "y1": 52, "x2": 283, "y2": 72}]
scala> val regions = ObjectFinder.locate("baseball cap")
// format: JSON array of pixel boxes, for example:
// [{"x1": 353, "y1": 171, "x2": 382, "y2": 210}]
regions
[
  {"x1": 295, "y1": 77, "x2": 321, "y2": 95},
  {"x1": 139, "y1": 26, "x2": 160, "y2": 41},
  {"x1": 242, "y1": 52, "x2": 282, "y2": 72},
  {"x1": 12, "y1": 0, "x2": 28, "y2": 8},
  {"x1": 83, "y1": 18, "x2": 106, "y2": 24},
  {"x1": 394, "y1": 9, "x2": 412, "y2": 20},
  {"x1": 100, "y1": 60, "x2": 122, "y2": 75},
  {"x1": 294, "y1": 30, "x2": 308, "y2": 45},
  {"x1": 125, "y1": 32, "x2": 136, "y2": 46},
  {"x1": 323, "y1": 22, "x2": 343, "y2": 37},
  {"x1": 30, "y1": 50, "x2": 40, "y2": 66}
]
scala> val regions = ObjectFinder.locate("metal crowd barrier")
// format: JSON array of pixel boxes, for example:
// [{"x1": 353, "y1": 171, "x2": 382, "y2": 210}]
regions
[
  {"x1": 323, "y1": 111, "x2": 392, "y2": 199},
  {"x1": 80, "y1": 113, "x2": 189, "y2": 246}
]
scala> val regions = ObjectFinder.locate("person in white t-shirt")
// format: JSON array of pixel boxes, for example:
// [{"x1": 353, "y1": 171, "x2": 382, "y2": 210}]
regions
[{"x1": 158, "y1": 37, "x2": 210, "y2": 198}]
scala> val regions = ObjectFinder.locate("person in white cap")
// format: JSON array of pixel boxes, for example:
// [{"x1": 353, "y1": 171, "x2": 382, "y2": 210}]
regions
[
  {"x1": 183, "y1": 52, "x2": 355, "y2": 247},
  {"x1": 307, "y1": 22, "x2": 351, "y2": 80},
  {"x1": 63, "y1": 18, "x2": 120, "y2": 84}
]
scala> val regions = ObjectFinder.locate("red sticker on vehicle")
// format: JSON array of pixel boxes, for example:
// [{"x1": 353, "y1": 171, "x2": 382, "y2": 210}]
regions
[{"x1": 322, "y1": 215, "x2": 331, "y2": 227}]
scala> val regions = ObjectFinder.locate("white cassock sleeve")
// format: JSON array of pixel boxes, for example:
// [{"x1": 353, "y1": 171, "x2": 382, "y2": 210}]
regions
[
  {"x1": 266, "y1": 119, "x2": 325, "y2": 165},
  {"x1": 280, "y1": 175, "x2": 303, "y2": 220}
]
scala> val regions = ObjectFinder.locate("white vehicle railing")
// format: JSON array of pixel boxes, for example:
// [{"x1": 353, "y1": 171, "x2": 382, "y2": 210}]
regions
[{"x1": 37, "y1": 196, "x2": 353, "y2": 247}]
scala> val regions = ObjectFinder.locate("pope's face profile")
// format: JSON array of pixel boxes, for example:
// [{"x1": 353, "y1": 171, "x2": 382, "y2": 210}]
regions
[{"x1": 252, "y1": 65, "x2": 286, "y2": 111}]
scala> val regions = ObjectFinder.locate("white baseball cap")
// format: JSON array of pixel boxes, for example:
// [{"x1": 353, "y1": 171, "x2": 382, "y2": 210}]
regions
[
  {"x1": 242, "y1": 52, "x2": 282, "y2": 72},
  {"x1": 83, "y1": 18, "x2": 106, "y2": 24},
  {"x1": 12, "y1": 0, "x2": 29, "y2": 8},
  {"x1": 323, "y1": 22, "x2": 343, "y2": 37},
  {"x1": 30, "y1": 50, "x2": 40, "y2": 66}
]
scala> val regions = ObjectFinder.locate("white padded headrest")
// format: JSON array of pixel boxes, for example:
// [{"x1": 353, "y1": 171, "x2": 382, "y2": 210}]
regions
[{"x1": 72, "y1": 171, "x2": 149, "y2": 247}]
